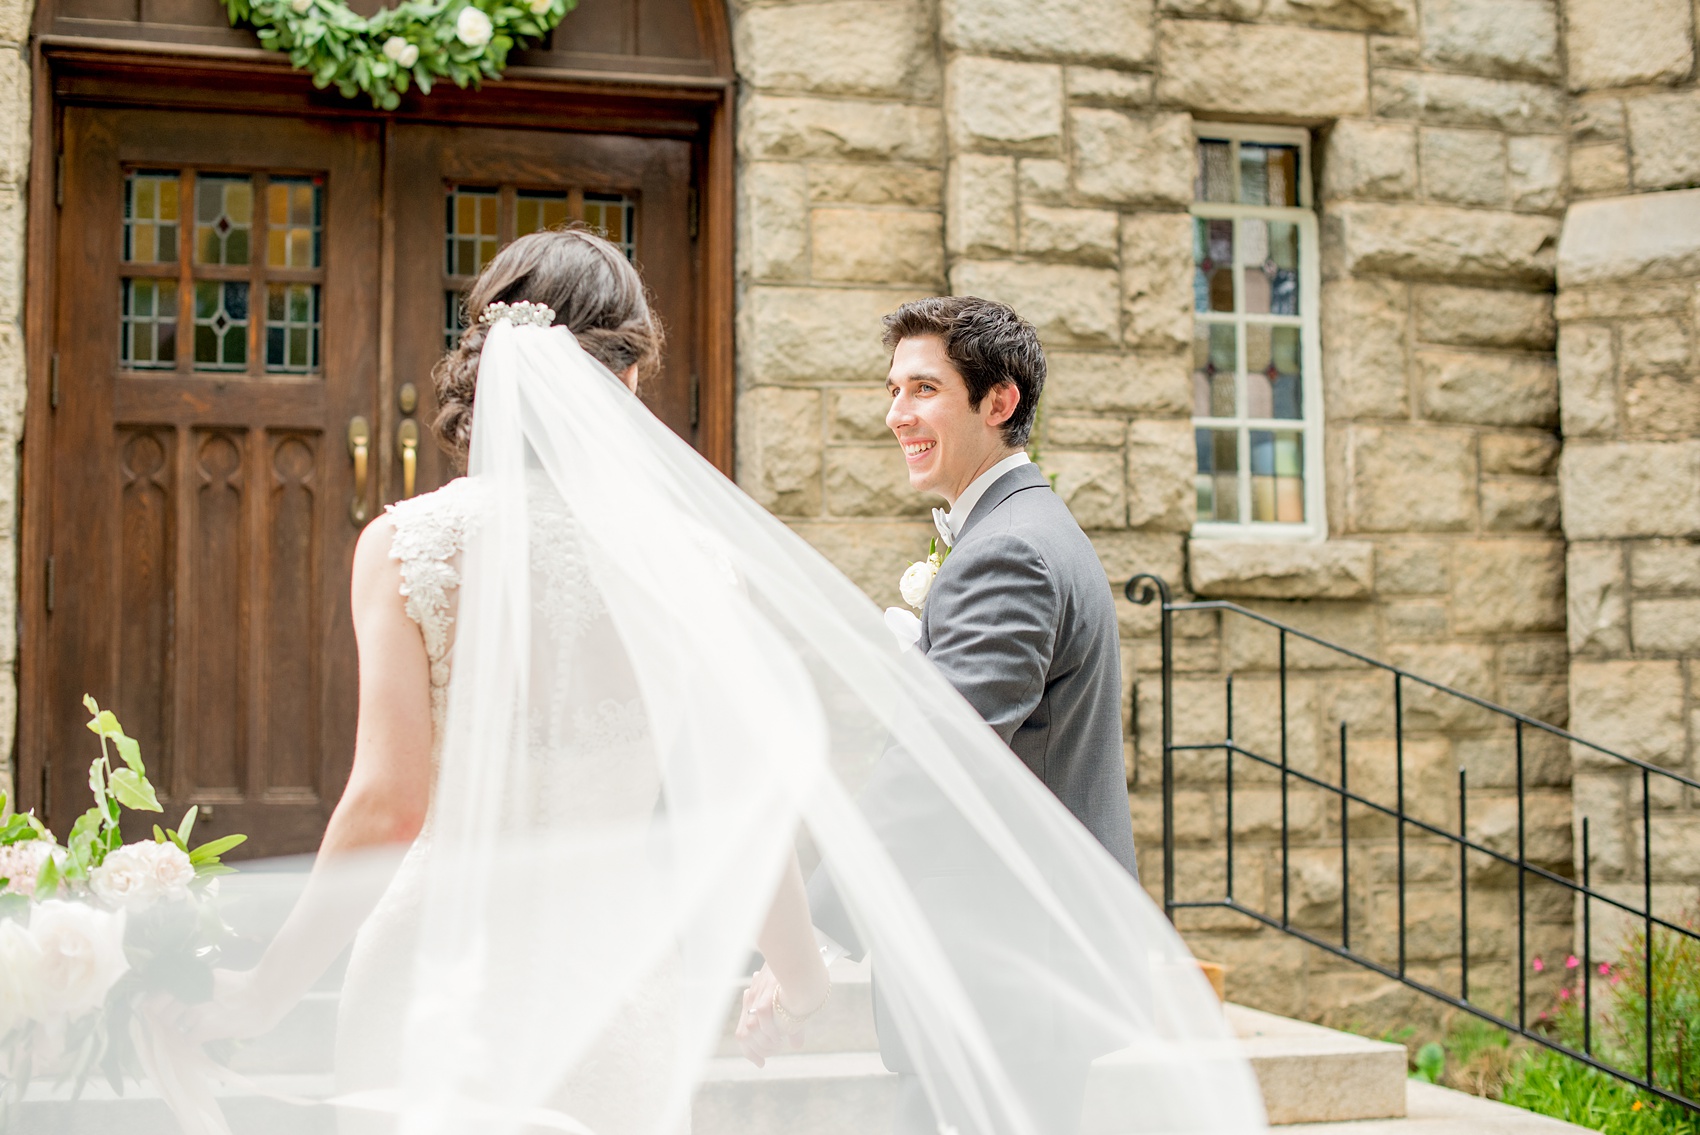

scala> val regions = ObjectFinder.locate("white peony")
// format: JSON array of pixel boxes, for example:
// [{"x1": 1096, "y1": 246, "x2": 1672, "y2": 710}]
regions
[
  {"x1": 455, "y1": 5, "x2": 494, "y2": 47},
  {"x1": 382, "y1": 36, "x2": 420, "y2": 67},
  {"x1": 0, "y1": 840, "x2": 55, "y2": 897},
  {"x1": 899, "y1": 558, "x2": 939, "y2": 611},
  {"x1": 0, "y1": 919, "x2": 41, "y2": 1033},
  {"x1": 89, "y1": 841, "x2": 193, "y2": 909},
  {"x1": 27, "y1": 901, "x2": 128, "y2": 1020}
]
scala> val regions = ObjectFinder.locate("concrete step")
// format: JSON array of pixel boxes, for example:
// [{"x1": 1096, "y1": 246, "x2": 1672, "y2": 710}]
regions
[
  {"x1": 1282, "y1": 1080, "x2": 1595, "y2": 1135},
  {"x1": 1226, "y1": 1003, "x2": 1409, "y2": 1124}
]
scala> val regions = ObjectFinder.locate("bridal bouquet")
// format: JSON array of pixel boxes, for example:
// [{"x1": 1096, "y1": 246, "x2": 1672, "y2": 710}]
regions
[{"x1": 0, "y1": 697, "x2": 246, "y2": 1115}]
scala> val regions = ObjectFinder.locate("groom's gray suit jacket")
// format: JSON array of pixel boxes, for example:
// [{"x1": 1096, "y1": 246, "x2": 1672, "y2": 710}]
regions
[{"x1": 920, "y1": 462, "x2": 1137, "y2": 873}]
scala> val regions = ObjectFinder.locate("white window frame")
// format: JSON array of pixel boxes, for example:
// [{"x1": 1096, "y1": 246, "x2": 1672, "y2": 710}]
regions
[{"x1": 1189, "y1": 122, "x2": 1326, "y2": 543}]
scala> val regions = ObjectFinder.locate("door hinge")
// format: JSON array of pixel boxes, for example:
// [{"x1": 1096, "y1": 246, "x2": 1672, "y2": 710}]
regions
[
  {"x1": 689, "y1": 373, "x2": 700, "y2": 428},
  {"x1": 55, "y1": 152, "x2": 63, "y2": 209},
  {"x1": 49, "y1": 354, "x2": 59, "y2": 410},
  {"x1": 687, "y1": 187, "x2": 699, "y2": 241},
  {"x1": 44, "y1": 555, "x2": 53, "y2": 614}
]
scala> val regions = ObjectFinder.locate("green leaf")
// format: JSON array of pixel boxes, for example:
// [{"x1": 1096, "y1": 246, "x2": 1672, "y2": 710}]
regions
[
  {"x1": 178, "y1": 804, "x2": 198, "y2": 845},
  {"x1": 153, "y1": 824, "x2": 167, "y2": 843},
  {"x1": 33, "y1": 853, "x2": 59, "y2": 899},
  {"x1": 1412, "y1": 1041, "x2": 1445, "y2": 1084},
  {"x1": 109, "y1": 768, "x2": 162, "y2": 812},
  {"x1": 189, "y1": 834, "x2": 247, "y2": 863}
]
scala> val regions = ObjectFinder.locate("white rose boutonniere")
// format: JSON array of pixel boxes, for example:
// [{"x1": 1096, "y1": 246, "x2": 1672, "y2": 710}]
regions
[
  {"x1": 455, "y1": 5, "x2": 494, "y2": 47},
  {"x1": 898, "y1": 537, "x2": 948, "y2": 612}
]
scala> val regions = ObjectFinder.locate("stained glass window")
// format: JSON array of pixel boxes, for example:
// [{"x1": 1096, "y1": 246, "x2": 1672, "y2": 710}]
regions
[
  {"x1": 445, "y1": 290, "x2": 467, "y2": 351},
  {"x1": 195, "y1": 280, "x2": 249, "y2": 370},
  {"x1": 517, "y1": 191, "x2": 571, "y2": 237},
  {"x1": 584, "y1": 193, "x2": 636, "y2": 261},
  {"x1": 195, "y1": 176, "x2": 253, "y2": 266},
  {"x1": 266, "y1": 283, "x2": 320, "y2": 372},
  {"x1": 267, "y1": 177, "x2": 322, "y2": 269},
  {"x1": 124, "y1": 172, "x2": 179, "y2": 264},
  {"x1": 121, "y1": 279, "x2": 177, "y2": 369},
  {"x1": 446, "y1": 187, "x2": 500, "y2": 276},
  {"x1": 1191, "y1": 127, "x2": 1320, "y2": 534}
]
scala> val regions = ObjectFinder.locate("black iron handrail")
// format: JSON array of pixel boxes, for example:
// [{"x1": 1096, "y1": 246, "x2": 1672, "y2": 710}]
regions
[{"x1": 1126, "y1": 573, "x2": 1700, "y2": 1114}]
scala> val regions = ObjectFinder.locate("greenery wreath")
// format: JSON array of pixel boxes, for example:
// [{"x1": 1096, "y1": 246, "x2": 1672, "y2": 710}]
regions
[{"x1": 222, "y1": 0, "x2": 578, "y2": 110}]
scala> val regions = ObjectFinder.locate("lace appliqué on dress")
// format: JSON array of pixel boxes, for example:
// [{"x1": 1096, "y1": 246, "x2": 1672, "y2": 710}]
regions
[
  {"x1": 573, "y1": 698, "x2": 649, "y2": 751},
  {"x1": 385, "y1": 478, "x2": 485, "y2": 698}
]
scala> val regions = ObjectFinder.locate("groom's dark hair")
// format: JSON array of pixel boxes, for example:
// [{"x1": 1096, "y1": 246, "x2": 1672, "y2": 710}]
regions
[{"x1": 881, "y1": 296, "x2": 1045, "y2": 448}]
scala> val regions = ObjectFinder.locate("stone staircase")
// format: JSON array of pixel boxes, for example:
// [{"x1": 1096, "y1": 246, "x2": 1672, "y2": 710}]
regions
[{"x1": 19, "y1": 957, "x2": 1591, "y2": 1134}]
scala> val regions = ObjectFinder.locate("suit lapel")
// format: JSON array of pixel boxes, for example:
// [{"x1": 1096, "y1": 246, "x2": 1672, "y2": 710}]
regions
[{"x1": 956, "y1": 463, "x2": 1049, "y2": 542}]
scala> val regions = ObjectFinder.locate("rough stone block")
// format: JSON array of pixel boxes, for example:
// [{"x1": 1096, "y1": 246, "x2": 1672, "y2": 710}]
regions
[
  {"x1": 1570, "y1": 97, "x2": 1626, "y2": 143},
  {"x1": 1556, "y1": 322, "x2": 1618, "y2": 437},
  {"x1": 1569, "y1": 144, "x2": 1630, "y2": 196},
  {"x1": 740, "y1": 95, "x2": 943, "y2": 163},
  {"x1": 1017, "y1": 158, "x2": 1069, "y2": 202},
  {"x1": 1508, "y1": 135, "x2": 1566, "y2": 213},
  {"x1": 742, "y1": 286, "x2": 927, "y2": 384},
  {"x1": 811, "y1": 207, "x2": 943, "y2": 286},
  {"x1": 791, "y1": 520, "x2": 936, "y2": 607},
  {"x1": 736, "y1": 386, "x2": 823, "y2": 515},
  {"x1": 1631, "y1": 541, "x2": 1700, "y2": 593},
  {"x1": 1565, "y1": 0, "x2": 1695, "y2": 89},
  {"x1": 1481, "y1": 477, "x2": 1560, "y2": 531},
  {"x1": 1065, "y1": 67, "x2": 1153, "y2": 105},
  {"x1": 1570, "y1": 659, "x2": 1686, "y2": 767},
  {"x1": 1558, "y1": 188, "x2": 1700, "y2": 287},
  {"x1": 1384, "y1": 599, "x2": 1448, "y2": 638},
  {"x1": 1190, "y1": 540, "x2": 1374, "y2": 599},
  {"x1": 1387, "y1": 643, "x2": 1500, "y2": 729},
  {"x1": 1412, "y1": 285, "x2": 1554, "y2": 351},
  {"x1": 1157, "y1": 21, "x2": 1369, "y2": 118},
  {"x1": 739, "y1": 162, "x2": 810, "y2": 281},
  {"x1": 1046, "y1": 350, "x2": 1190, "y2": 414},
  {"x1": 808, "y1": 163, "x2": 942, "y2": 207},
  {"x1": 1560, "y1": 441, "x2": 1700, "y2": 539},
  {"x1": 1125, "y1": 419, "x2": 1195, "y2": 530},
  {"x1": 1377, "y1": 541, "x2": 1449, "y2": 593},
  {"x1": 947, "y1": 56, "x2": 1064, "y2": 154},
  {"x1": 1479, "y1": 432, "x2": 1559, "y2": 475},
  {"x1": 1372, "y1": 70, "x2": 1564, "y2": 132},
  {"x1": 1262, "y1": 0, "x2": 1415, "y2": 32},
  {"x1": 831, "y1": 388, "x2": 895, "y2": 441},
  {"x1": 1448, "y1": 539, "x2": 1566, "y2": 633},
  {"x1": 1328, "y1": 202, "x2": 1558, "y2": 286},
  {"x1": 1320, "y1": 277, "x2": 1409, "y2": 418},
  {"x1": 824, "y1": 445, "x2": 933, "y2": 518},
  {"x1": 1320, "y1": 119, "x2": 1417, "y2": 201},
  {"x1": 0, "y1": 51, "x2": 25, "y2": 187},
  {"x1": 950, "y1": 260, "x2": 1121, "y2": 347},
  {"x1": 947, "y1": 154, "x2": 1016, "y2": 257},
  {"x1": 1418, "y1": 128, "x2": 1507, "y2": 207},
  {"x1": 1045, "y1": 449, "x2": 1129, "y2": 529},
  {"x1": 941, "y1": 0, "x2": 1155, "y2": 64},
  {"x1": 1557, "y1": 281, "x2": 1690, "y2": 321},
  {"x1": 1626, "y1": 93, "x2": 1700, "y2": 191},
  {"x1": 736, "y1": 0, "x2": 937, "y2": 99},
  {"x1": 1626, "y1": 375, "x2": 1700, "y2": 439},
  {"x1": 1045, "y1": 415, "x2": 1127, "y2": 448},
  {"x1": 1632, "y1": 598, "x2": 1700, "y2": 653},
  {"x1": 1618, "y1": 317, "x2": 1691, "y2": 378},
  {"x1": 1120, "y1": 211, "x2": 1193, "y2": 351},
  {"x1": 1416, "y1": 348, "x2": 1559, "y2": 428},
  {"x1": 1020, "y1": 203, "x2": 1119, "y2": 265},
  {"x1": 1419, "y1": 0, "x2": 1560, "y2": 80},
  {"x1": 1346, "y1": 426, "x2": 1476, "y2": 532},
  {"x1": 1070, "y1": 109, "x2": 1194, "y2": 206}
]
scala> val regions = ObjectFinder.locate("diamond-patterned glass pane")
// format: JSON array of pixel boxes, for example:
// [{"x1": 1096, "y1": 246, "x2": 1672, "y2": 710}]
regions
[
  {"x1": 1192, "y1": 321, "x2": 1237, "y2": 418},
  {"x1": 446, "y1": 187, "x2": 499, "y2": 276},
  {"x1": 121, "y1": 279, "x2": 178, "y2": 369},
  {"x1": 266, "y1": 283, "x2": 320, "y2": 373},
  {"x1": 195, "y1": 176, "x2": 253, "y2": 266},
  {"x1": 517, "y1": 191, "x2": 571, "y2": 237},
  {"x1": 1193, "y1": 218, "x2": 1235, "y2": 314},
  {"x1": 1250, "y1": 429, "x2": 1305, "y2": 522},
  {"x1": 125, "y1": 171, "x2": 180, "y2": 264},
  {"x1": 194, "y1": 280, "x2": 249, "y2": 370},
  {"x1": 1239, "y1": 219, "x2": 1300, "y2": 316},
  {"x1": 584, "y1": 193, "x2": 636, "y2": 261},
  {"x1": 1195, "y1": 428, "x2": 1240, "y2": 523},
  {"x1": 1245, "y1": 325, "x2": 1302, "y2": 420},
  {"x1": 267, "y1": 177, "x2": 323, "y2": 269}
]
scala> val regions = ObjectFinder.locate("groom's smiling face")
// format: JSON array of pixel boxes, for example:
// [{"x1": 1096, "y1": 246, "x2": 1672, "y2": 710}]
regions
[{"x1": 885, "y1": 335, "x2": 1019, "y2": 504}]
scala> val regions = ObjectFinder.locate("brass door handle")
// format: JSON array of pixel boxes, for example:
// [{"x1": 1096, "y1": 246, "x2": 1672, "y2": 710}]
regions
[
  {"x1": 348, "y1": 416, "x2": 371, "y2": 525},
  {"x1": 398, "y1": 418, "x2": 419, "y2": 499}
]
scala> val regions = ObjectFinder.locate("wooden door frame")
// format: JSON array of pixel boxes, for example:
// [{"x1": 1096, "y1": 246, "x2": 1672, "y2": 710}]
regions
[{"x1": 16, "y1": 39, "x2": 735, "y2": 817}]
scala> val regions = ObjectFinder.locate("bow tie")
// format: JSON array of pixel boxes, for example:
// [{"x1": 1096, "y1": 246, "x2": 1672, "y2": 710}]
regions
[{"x1": 933, "y1": 508, "x2": 954, "y2": 549}]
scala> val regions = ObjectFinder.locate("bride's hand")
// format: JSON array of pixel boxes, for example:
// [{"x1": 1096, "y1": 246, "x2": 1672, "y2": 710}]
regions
[
  {"x1": 178, "y1": 967, "x2": 293, "y2": 1045},
  {"x1": 735, "y1": 964, "x2": 807, "y2": 1067}
]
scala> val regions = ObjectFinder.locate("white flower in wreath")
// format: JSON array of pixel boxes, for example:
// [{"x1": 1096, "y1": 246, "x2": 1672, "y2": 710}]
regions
[
  {"x1": 456, "y1": 5, "x2": 494, "y2": 47},
  {"x1": 382, "y1": 36, "x2": 421, "y2": 68},
  {"x1": 288, "y1": 0, "x2": 311, "y2": 14},
  {"x1": 527, "y1": 0, "x2": 552, "y2": 13},
  {"x1": 90, "y1": 840, "x2": 193, "y2": 909},
  {"x1": 27, "y1": 901, "x2": 129, "y2": 1020}
]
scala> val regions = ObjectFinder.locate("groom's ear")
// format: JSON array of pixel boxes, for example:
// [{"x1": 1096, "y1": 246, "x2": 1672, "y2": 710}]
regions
[{"x1": 984, "y1": 380, "x2": 1020, "y2": 428}]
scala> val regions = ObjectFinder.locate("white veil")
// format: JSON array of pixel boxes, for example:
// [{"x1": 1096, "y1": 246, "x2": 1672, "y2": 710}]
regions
[{"x1": 374, "y1": 320, "x2": 1265, "y2": 1135}]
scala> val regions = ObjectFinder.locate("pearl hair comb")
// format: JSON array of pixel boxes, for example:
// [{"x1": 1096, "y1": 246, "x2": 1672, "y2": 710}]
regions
[{"x1": 478, "y1": 301, "x2": 557, "y2": 328}]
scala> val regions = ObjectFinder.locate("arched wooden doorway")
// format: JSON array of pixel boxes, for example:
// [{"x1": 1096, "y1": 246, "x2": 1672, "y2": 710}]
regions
[{"x1": 18, "y1": 1, "x2": 734, "y2": 855}]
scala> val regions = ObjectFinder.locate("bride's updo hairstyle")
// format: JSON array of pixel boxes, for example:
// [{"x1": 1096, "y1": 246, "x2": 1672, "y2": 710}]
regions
[{"x1": 432, "y1": 225, "x2": 664, "y2": 464}]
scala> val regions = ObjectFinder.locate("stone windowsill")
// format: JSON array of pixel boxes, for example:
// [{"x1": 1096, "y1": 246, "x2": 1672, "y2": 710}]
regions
[{"x1": 1189, "y1": 539, "x2": 1375, "y2": 601}]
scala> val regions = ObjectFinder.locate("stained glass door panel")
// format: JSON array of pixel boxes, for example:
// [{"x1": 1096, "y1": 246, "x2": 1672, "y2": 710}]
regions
[{"x1": 41, "y1": 107, "x2": 380, "y2": 856}]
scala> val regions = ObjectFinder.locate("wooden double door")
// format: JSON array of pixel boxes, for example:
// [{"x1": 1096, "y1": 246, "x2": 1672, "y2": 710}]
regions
[{"x1": 34, "y1": 105, "x2": 696, "y2": 856}]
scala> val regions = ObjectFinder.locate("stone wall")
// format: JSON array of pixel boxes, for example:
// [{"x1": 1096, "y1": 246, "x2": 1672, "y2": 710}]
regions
[
  {"x1": 0, "y1": 3, "x2": 27, "y2": 804},
  {"x1": 1555, "y1": 0, "x2": 1700, "y2": 950}
]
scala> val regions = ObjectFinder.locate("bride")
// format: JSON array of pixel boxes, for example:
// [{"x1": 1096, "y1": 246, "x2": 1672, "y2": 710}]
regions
[{"x1": 170, "y1": 226, "x2": 1265, "y2": 1135}]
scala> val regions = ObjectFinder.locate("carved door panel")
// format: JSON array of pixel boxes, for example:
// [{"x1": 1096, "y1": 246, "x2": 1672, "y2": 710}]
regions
[
  {"x1": 44, "y1": 108, "x2": 380, "y2": 856},
  {"x1": 389, "y1": 124, "x2": 696, "y2": 499}
]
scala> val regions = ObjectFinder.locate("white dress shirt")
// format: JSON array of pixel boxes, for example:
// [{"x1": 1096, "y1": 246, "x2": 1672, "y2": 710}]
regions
[{"x1": 933, "y1": 451, "x2": 1031, "y2": 548}]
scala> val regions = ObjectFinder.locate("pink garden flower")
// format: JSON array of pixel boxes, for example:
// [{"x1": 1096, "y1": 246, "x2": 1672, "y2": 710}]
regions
[
  {"x1": 1532, "y1": 957, "x2": 1545, "y2": 972},
  {"x1": 1565, "y1": 955, "x2": 1579, "y2": 969}
]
